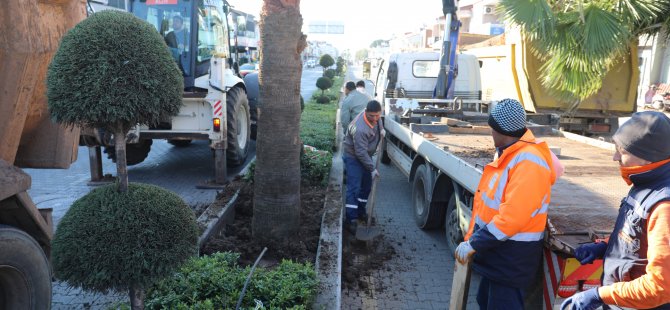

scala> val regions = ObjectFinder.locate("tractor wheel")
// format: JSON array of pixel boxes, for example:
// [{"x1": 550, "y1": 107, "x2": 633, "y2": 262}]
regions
[
  {"x1": 0, "y1": 225, "x2": 51, "y2": 310},
  {"x1": 226, "y1": 86, "x2": 251, "y2": 166},
  {"x1": 104, "y1": 139, "x2": 153, "y2": 166},
  {"x1": 444, "y1": 194, "x2": 464, "y2": 253}
]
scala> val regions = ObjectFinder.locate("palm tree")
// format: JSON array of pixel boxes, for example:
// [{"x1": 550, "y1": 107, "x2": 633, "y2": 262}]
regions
[
  {"x1": 253, "y1": 0, "x2": 306, "y2": 242},
  {"x1": 499, "y1": 0, "x2": 670, "y2": 103}
]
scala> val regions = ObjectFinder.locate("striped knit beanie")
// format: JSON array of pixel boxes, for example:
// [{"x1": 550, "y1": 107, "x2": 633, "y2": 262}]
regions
[{"x1": 488, "y1": 98, "x2": 527, "y2": 137}]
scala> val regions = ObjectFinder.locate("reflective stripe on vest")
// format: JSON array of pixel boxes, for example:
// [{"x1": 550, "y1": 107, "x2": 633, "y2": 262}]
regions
[
  {"x1": 487, "y1": 221, "x2": 545, "y2": 241},
  {"x1": 481, "y1": 152, "x2": 551, "y2": 211}
]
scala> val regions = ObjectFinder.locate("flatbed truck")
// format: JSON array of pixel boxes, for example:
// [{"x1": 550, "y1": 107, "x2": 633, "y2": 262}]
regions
[{"x1": 382, "y1": 97, "x2": 625, "y2": 308}]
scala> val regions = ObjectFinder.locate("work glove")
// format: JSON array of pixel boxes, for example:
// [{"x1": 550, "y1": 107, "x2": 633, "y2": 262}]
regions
[
  {"x1": 371, "y1": 169, "x2": 380, "y2": 179},
  {"x1": 380, "y1": 128, "x2": 386, "y2": 138},
  {"x1": 560, "y1": 288, "x2": 603, "y2": 310},
  {"x1": 574, "y1": 242, "x2": 607, "y2": 265},
  {"x1": 454, "y1": 241, "x2": 475, "y2": 264}
]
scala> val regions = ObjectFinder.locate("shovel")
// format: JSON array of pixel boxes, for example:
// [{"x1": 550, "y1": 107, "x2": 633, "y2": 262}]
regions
[{"x1": 355, "y1": 140, "x2": 383, "y2": 241}]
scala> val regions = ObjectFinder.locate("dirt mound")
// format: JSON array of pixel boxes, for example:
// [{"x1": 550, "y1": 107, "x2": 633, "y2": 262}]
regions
[{"x1": 202, "y1": 179, "x2": 326, "y2": 266}]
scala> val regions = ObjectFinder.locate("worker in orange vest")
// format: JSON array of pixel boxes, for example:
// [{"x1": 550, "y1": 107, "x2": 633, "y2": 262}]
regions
[
  {"x1": 563, "y1": 111, "x2": 670, "y2": 310},
  {"x1": 455, "y1": 98, "x2": 557, "y2": 309}
]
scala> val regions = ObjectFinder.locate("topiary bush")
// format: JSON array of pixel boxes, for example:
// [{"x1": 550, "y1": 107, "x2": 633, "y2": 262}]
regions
[
  {"x1": 47, "y1": 10, "x2": 183, "y2": 134},
  {"x1": 315, "y1": 77, "x2": 332, "y2": 96},
  {"x1": 146, "y1": 252, "x2": 318, "y2": 309},
  {"x1": 52, "y1": 182, "x2": 198, "y2": 295},
  {"x1": 319, "y1": 54, "x2": 334, "y2": 72},
  {"x1": 316, "y1": 95, "x2": 330, "y2": 104},
  {"x1": 324, "y1": 68, "x2": 336, "y2": 79},
  {"x1": 47, "y1": 10, "x2": 184, "y2": 192}
]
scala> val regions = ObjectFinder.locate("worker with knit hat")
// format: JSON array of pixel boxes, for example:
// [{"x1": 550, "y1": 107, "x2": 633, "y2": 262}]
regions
[
  {"x1": 564, "y1": 111, "x2": 670, "y2": 310},
  {"x1": 455, "y1": 98, "x2": 557, "y2": 308}
]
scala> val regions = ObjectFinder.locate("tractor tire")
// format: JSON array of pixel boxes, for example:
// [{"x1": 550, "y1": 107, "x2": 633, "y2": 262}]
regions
[
  {"x1": 168, "y1": 139, "x2": 192, "y2": 147},
  {"x1": 412, "y1": 164, "x2": 445, "y2": 229},
  {"x1": 444, "y1": 194, "x2": 464, "y2": 253},
  {"x1": 226, "y1": 86, "x2": 251, "y2": 166},
  {"x1": 0, "y1": 225, "x2": 51, "y2": 310},
  {"x1": 104, "y1": 139, "x2": 153, "y2": 166}
]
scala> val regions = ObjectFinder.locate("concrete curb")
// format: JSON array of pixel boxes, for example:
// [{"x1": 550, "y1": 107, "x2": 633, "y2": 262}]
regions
[
  {"x1": 314, "y1": 93, "x2": 345, "y2": 309},
  {"x1": 197, "y1": 156, "x2": 256, "y2": 250}
]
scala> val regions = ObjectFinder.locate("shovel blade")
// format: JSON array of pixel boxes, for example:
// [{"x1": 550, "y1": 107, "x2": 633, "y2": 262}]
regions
[{"x1": 355, "y1": 226, "x2": 381, "y2": 241}]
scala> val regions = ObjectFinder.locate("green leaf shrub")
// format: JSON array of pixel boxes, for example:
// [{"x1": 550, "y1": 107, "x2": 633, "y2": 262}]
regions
[
  {"x1": 300, "y1": 102, "x2": 337, "y2": 152},
  {"x1": 47, "y1": 10, "x2": 183, "y2": 131},
  {"x1": 52, "y1": 183, "x2": 198, "y2": 293},
  {"x1": 146, "y1": 252, "x2": 318, "y2": 309},
  {"x1": 301, "y1": 147, "x2": 333, "y2": 187}
]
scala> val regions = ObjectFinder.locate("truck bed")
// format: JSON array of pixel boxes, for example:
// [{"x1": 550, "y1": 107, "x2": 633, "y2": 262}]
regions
[{"x1": 429, "y1": 132, "x2": 625, "y2": 248}]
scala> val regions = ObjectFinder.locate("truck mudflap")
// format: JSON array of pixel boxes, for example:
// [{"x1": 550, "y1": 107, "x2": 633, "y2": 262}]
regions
[{"x1": 543, "y1": 248, "x2": 603, "y2": 309}]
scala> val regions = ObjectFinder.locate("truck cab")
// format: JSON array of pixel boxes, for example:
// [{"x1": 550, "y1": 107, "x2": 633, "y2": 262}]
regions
[{"x1": 380, "y1": 52, "x2": 482, "y2": 101}]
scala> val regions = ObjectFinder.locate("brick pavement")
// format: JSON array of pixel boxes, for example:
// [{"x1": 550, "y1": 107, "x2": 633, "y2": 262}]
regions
[{"x1": 25, "y1": 139, "x2": 231, "y2": 309}]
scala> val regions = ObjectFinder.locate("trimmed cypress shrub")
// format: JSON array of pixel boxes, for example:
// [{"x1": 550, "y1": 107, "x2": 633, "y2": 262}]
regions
[
  {"x1": 47, "y1": 10, "x2": 183, "y2": 131},
  {"x1": 316, "y1": 77, "x2": 332, "y2": 96},
  {"x1": 52, "y1": 183, "x2": 198, "y2": 293},
  {"x1": 324, "y1": 68, "x2": 336, "y2": 79}
]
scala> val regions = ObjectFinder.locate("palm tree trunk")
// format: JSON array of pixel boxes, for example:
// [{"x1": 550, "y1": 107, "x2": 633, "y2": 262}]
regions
[
  {"x1": 253, "y1": 0, "x2": 305, "y2": 242},
  {"x1": 114, "y1": 127, "x2": 129, "y2": 193}
]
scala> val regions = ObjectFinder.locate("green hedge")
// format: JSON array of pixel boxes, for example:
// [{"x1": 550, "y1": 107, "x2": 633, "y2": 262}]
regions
[{"x1": 146, "y1": 252, "x2": 318, "y2": 309}]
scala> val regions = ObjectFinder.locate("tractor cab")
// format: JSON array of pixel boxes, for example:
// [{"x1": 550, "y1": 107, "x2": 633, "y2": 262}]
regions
[{"x1": 129, "y1": 0, "x2": 230, "y2": 89}]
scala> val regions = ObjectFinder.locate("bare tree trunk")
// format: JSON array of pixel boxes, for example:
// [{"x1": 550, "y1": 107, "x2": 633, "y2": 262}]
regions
[
  {"x1": 114, "y1": 127, "x2": 129, "y2": 193},
  {"x1": 129, "y1": 284, "x2": 145, "y2": 310},
  {"x1": 253, "y1": 0, "x2": 305, "y2": 242}
]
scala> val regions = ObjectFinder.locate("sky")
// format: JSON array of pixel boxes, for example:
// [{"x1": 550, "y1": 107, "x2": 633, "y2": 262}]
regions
[{"x1": 227, "y1": 0, "x2": 444, "y2": 51}]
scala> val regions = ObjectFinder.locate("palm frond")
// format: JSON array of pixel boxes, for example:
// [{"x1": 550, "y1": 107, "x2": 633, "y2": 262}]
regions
[{"x1": 498, "y1": 0, "x2": 555, "y2": 41}]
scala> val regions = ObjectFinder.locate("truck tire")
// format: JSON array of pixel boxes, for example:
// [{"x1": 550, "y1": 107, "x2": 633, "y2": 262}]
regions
[
  {"x1": 380, "y1": 138, "x2": 391, "y2": 165},
  {"x1": 412, "y1": 164, "x2": 445, "y2": 229},
  {"x1": 226, "y1": 86, "x2": 251, "y2": 166},
  {"x1": 0, "y1": 225, "x2": 51, "y2": 310},
  {"x1": 104, "y1": 139, "x2": 153, "y2": 166},
  {"x1": 445, "y1": 194, "x2": 464, "y2": 253},
  {"x1": 168, "y1": 139, "x2": 192, "y2": 147}
]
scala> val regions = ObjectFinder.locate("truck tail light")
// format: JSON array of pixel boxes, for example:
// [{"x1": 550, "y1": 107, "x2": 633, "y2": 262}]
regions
[{"x1": 213, "y1": 118, "x2": 221, "y2": 132}]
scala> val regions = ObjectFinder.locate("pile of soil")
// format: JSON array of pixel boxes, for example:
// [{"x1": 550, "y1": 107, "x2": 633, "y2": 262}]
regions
[{"x1": 202, "y1": 177, "x2": 326, "y2": 266}]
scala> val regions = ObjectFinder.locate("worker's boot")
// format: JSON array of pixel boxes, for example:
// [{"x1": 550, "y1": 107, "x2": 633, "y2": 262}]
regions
[
  {"x1": 344, "y1": 207, "x2": 358, "y2": 234},
  {"x1": 357, "y1": 201, "x2": 368, "y2": 223}
]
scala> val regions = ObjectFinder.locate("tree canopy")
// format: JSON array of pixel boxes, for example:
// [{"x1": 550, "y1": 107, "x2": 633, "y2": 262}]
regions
[{"x1": 499, "y1": 0, "x2": 670, "y2": 101}]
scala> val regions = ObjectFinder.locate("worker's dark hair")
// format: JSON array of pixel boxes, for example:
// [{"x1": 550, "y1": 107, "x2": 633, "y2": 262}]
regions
[
  {"x1": 356, "y1": 80, "x2": 366, "y2": 88},
  {"x1": 366, "y1": 100, "x2": 382, "y2": 112},
  {"x1": 345, "y1": 81, "x2": 356, "y2": 91}
]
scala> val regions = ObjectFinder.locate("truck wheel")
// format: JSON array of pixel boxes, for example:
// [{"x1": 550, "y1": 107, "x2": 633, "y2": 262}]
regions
[
  {"x1": 226, "y1": 86, "x2": 251, "y2": 166},
  {"x1": 413, "y1": 164, "x2": 444, "y2": 229},
  {"x1": 0, "y1": 225, "x2": 51, "y2": 309},
  {"x1": 168, "y1": 139, "x2": 192, "y2": 147},
  {"x1": 104, "y1": 139, "x2": 153, "y2": 166},
  {"x1": 380, "y1": 138, "x2": 391, "y2": 165},
  {"x1": 445, "y1": 194, "x2": 464, "y2": 253}
]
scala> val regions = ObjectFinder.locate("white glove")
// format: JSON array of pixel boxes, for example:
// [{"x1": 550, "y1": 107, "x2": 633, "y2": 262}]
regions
[
  {"x1": 380, "y1": 128, "x2": 386, "y2": 138},
  {"x1": 371, "y1": 169, "x2": 380, "y2": 179},
  {"x1": 455, "y1": 241, "x2": 475, "y2": 264}
]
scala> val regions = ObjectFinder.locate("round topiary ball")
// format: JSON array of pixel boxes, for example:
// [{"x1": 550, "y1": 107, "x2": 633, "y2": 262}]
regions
[
  {"x1": 52, "y1": 183, "x2": 198, "y2": 293},
  {"x1": 47, "y1": 10, "x2": 183, "y2": 131}
]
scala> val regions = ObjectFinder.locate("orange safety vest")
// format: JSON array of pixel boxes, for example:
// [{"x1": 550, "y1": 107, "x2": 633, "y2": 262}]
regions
[{"x1": 466, "y1": 129, "x2": 556, "y2": 243}]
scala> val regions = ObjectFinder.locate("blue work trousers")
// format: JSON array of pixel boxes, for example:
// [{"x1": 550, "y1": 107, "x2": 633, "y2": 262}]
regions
[
  {"x1": 343, "y1": 155, "x2": 372, "y2": 222},
  {"x1": 477, "y1": 277, "x2": 525, "y2": 310}
]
